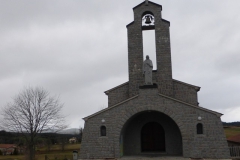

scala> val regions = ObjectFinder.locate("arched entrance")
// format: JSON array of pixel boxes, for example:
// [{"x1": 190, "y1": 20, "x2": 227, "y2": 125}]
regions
[
  {"x1": 141, "y1": 122, "x2": 165, "y2": 152},
  {"x1": 121, "y1": 111, "x2": 182, "y2": 156}
]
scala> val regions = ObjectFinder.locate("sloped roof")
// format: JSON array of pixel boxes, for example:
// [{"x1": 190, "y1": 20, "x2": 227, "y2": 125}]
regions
[
  {"x1": 104, "y1": 79, "x2": 200, "y2": 94},
  {"x1": 133, "y1": 1, "x2": 162, "y2": 10},
  {"x1": 228, "y1": 134, "x2": 240, "y2": 143},
  {"x1": 158, "y1": 93, "x2": 222, "y2": 117},
  {"x1": 83, "y1": 95, "x2": 139, "y2": 121},
  {"x1": 0, "y1": 144, "x2": 16, "y2": 149},
  {"x1": 104, "y1": 82, "x2": 128, "y2": 95},
  {"x1": 83, "y1": 92, "x2": 222, "y2": 121},
  {"x1": 173, "y1": 79, "x2": 201, "y2": 91}
]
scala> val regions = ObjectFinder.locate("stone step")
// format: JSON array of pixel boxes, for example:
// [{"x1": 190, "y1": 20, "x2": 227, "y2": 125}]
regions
[
  {"x1": 78, "y1": 157, "x2": 232, "y2": 160},
  {"x1": 118, "y1": 156, "x2": 188, "y2": 159}
]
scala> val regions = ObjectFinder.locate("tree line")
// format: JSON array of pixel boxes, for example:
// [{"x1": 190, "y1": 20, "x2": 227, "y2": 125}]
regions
[
  {"x1": 222, "y1": 121, "x2": 240, "y2": 127},
  {"x1": 0, "y1": 130, "x2": 83, "y2": 146},
  {"x1": 0, "y1": 129, "x2": 83, "y2": 156}
]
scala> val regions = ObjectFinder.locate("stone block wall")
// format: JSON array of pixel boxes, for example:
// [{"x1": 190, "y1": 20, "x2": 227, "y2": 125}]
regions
[
  {"x1": 80, "y1": 1, "x2": 229, "y2": 160},
  {"x1": 105, "y1": 82, "x2": 129, "y2": 107},
  {"x1": 127, "y1": 2, "x2": 173, "y2": 97},
  {"x1": 172, "y1": 80, "x2": 199, "y2": 105},
  {"x1": 105, "y1": 78, "x2": 200, "y2": 108},
  {"x1": 80, "y1": 88, "x2": 230, "y2": 159}
]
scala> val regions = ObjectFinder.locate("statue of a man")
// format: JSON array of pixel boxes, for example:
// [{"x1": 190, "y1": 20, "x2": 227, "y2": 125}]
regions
[{"x1": 143, "y1": 55, "x2": 153, "y2": 85}]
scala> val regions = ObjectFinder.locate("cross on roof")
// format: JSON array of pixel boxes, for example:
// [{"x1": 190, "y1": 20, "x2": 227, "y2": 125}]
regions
[{"x1": 145, "y1": 0, "x2": 149, "y2": 5}]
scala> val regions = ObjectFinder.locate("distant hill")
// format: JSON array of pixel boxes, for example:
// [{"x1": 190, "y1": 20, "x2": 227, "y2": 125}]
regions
[
  {"x1": 222, "y1": 121, "x2": 240, "y2": 127},
  {"x1": 58, "y1": 128, "x2": 79, "y2": 135}
]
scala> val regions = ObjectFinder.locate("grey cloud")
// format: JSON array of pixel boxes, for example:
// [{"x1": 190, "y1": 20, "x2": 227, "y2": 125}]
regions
[{"x1": 1, "y1": 0, "x2": 240, "y2": 128}]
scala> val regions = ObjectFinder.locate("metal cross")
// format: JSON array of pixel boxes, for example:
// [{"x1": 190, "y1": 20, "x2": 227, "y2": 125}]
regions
[{"x1": 145, "y1": 0, "x2": 149, "y2": 5}]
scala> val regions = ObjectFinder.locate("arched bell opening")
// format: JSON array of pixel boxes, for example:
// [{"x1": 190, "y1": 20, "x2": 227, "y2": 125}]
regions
[
  {"x1": 142, "y1": 11, "x2": 155, "y2": 27},
  {"x1": 120, "y1": 111, "x2": 182, "y2": 156},
  {"x1": 142, "y1": 11, "x2": 157, "y2": 71}
]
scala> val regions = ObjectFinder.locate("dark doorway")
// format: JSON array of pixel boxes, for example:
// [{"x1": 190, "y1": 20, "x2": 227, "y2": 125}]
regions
[{"x1": 141, "y1": 122, "x2": 165, "y2": 152}]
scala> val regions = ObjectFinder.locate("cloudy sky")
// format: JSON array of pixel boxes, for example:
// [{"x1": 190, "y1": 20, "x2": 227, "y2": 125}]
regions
[{"x1": 0, "y1": 0, "x2": 240, "y2": 129}]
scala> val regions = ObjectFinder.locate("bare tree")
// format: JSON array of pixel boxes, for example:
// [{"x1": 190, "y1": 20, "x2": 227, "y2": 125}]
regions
[
  {"x1": 79, "y1": 127, "x2": 83, "y2": 143},
  {"x1": 59, "y1": 135, "x2": 68, "y2": 151},
  {"x1": 1, "y1": 87, "x2": 66, "y2": 160},
  {"x1": 45, "y1": 137, "x2": 52, "y2": 152}
]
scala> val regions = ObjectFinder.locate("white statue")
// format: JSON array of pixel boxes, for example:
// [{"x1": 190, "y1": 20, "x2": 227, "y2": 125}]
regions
[{"x1": 143, "y1": 55, "x2": 153, "y2": 85}]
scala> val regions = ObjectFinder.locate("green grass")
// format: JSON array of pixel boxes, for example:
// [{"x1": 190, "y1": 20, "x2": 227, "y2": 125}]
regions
[
  {"x1": 0, "y1": 154, "x2": 72, "y2": 160},
  {"x1": 2, "y1": 127, "x2": 239, "y2": 160},
  {"x1": 0, "y1": 155, "x2": 24, "y2": 160},
  {"x1": 0, "y1": 153, "x2": 75, "y2": 160},
  {"x1": 38, "y1": 143, "x2": 80, "y2": 151},
  {"x1": 224, "y1": 126, "x2": 240, "y2": 138},
  {"x1": 0, "y1": 144, "x2": 80, "y2": 160}
]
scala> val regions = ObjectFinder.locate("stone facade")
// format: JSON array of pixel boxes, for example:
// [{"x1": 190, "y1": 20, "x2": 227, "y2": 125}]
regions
[
  {"x1": 105, "y1": 82, "x2": 129, "y2": 107},
  {"x1": 172, "y1": 79, "x2": 200, "y2": 106},
  {"x1": 80, "y1": 1, "x2": 230, "y2": 159},
  {"x1": 105, "y1": 79, "x2": 199, "y2": 107},
  {"x1": 80, "y1": 89, "x2": 229, "y2": 159}
]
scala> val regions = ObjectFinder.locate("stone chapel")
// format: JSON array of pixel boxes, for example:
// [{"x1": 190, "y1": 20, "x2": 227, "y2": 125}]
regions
[{"x1": 79, "y1": 1, "x2": 230, "y2": 159}]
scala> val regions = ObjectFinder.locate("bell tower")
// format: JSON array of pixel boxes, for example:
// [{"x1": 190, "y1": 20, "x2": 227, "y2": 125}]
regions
[{"x1": 127, "y1": 1, "x2": 173, "y2": 97}]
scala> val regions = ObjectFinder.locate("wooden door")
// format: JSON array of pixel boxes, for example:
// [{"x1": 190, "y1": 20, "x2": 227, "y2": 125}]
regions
[{"x1": 141, "y1": 122, "x2": 165, "y2": 152}]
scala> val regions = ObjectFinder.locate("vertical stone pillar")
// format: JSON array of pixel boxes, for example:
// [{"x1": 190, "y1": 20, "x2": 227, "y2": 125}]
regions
[
  {"x1": 127, "y1": 2, "x2": 173, "y2": 97},
  {"x1": 127, "y1": 20, "x2": 143, "y2": 97},
  {"x1": 155, "y1": 20, "x2": 173, "y2": 96}
]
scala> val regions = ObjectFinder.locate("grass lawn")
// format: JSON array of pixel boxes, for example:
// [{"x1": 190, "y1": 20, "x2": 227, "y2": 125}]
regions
[
  {"x1": 0, "y1": 144, "x2": 80, "y2": 160},
  {"x1": 38, "y1": 143, "x2": 80, "y2": 151},
  {"x1": 0, "y1": 154, "x2": 72, "y2": 160},
  {"x1": 1, "y1": 128, "x2": 240, "y2": 160},
  {"x1": 224, "y1": 126, "x2": 240, "y2": 138}
]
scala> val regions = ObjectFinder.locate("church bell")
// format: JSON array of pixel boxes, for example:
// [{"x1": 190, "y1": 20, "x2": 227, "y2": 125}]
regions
[{"x1": 145, "y1": 16, "x2": 152, "y2": 24}]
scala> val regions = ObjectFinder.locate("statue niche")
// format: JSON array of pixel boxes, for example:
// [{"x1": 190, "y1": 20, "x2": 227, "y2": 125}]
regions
[{"x1": 143, "y1": 55, "x2": 153, "y2": 85}]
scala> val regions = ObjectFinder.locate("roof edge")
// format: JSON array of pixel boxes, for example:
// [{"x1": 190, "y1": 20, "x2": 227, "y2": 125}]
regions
[
  {"x1": 126, "y1": 21, "x2": 134, "y2": 28},
  {"x1": 158, "y1": 93, "x2": 223, "y2": 117},
  {"x1": 104, "y1": 79, "x2": 200, "y2": 94},
  {"x1": 83, "y1": 92, "x2": 222, "y2": 121},
  {"x1": 133, "y1": 1, "x2": 162, "y2": 10},
  {"x1": 227, "y1": 140, "x2": 240, "y2": 143},
  {"x1": 227, "y1": 133, "x2": 240, "y2": 142},
  {"x1": 162, "y1": 19, "x2": 170, "y2": 25},
  {"x1": 104, "y1": 81, "x2": 129, "y2": 95},
  {"x1": 83, "y1": 95, "x2": 138, "y2": 121},
  {"x1": 173, "y1": 79, "x2": 201, "y2": 91}
]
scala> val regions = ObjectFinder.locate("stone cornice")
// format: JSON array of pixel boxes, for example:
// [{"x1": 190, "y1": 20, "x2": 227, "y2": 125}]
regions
[
  {"x1": 83, "y1": 95, "x2": 138, "y2": 121},
  {"x1": 158, "y1": 93, "x2": 223, "y2": 117},
  {"x1": 104, "y1": 81, "x2": 129, "y2": 95},
  {"x1": 133, "y1": 1, "x2": 162, "y2": 10},
  {"x1": 173, "y1": 79, "x2": 201, "y2": 91}
]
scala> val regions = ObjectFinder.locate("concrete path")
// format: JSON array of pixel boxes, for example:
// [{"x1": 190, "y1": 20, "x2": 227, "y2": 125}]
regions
[
  {"x1": 79, "y1": 156, "x2": 232, "y2": 160},
  {"x1": 118, "y1": 156, "x2": 188, "y2": 159},
  {"x1": 118, "y1": 156, "x2": 232, "y2": 160}
]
